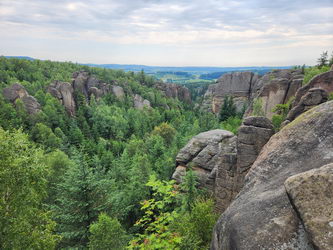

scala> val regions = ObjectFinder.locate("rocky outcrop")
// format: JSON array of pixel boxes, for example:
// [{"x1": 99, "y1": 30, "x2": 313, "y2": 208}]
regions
[
  {"x1": 173, "y1": 129, "x2": 237, "y2": 189},
  {"x1": 285, "y1": 163, "x2": 333, "y2": 250},
  {"x1": 47, "y1": 81, "x2": 76, "y2": 116},
  {"x1": 285, "y1": 69, "x2": 333, "y2": 122},
  {"x1": 286, "y1": 88, "x2": 328, "y2": 122},
  {"x1": 156, "y1": 82, "x2": 191, "y2": 103},
  {"x1": 111, "y1": 85, "x2": 125, "y2": 100},
  {"x1": 202, "y1": 70, "x2": 304, "y2": 118},
  {"x1": 202, "y1": 72, "x2": 259, "y2": 113},
  {"x1": 133, "y1": 94, "x2": 151, "y2": 110},
  {"x1": 2, "y1": 83, "x2": 41, "y2": 114},
  {"x1": 172, "y1": 117, "x2": 274, "y2": 213},
  {"x1": 248, "y1": 69, "x2": 304, "y2": 118},
  {"x1": 212, "y1": 101, "x2": 333, "y2": 250}
]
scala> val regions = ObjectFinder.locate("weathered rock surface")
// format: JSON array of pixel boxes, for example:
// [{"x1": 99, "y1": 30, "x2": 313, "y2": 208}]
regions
[
  {"x1": 2, "y1": 83, "x2": 41, "y2": 114},
  {"x1": 173, "y1": 129, "x2": 236, "y2": 188},
  {"x1": 285, "y1": 163, "x2": 333, "y2": 250},
  {"x1": 111, "y1": 85, "x2": 125, "y2": 100},
  {"x1": 202, "y1": 72, "x2": 259, "y2": 113},
  {"x1": 173, "y1": 118, "x2": 274, "y2": 213},
  {"x1": 133, "y1": 94, "x2": 151, "y2": 110},
  {"x1": 47, "y1": 81, "x2": 76, "y2": 116},
  {"x1": 286, "y1": 69, "x2": 333, "y2": 122},
  {"x1": 212, "y1": 101, "x2": 333, "y2": 250},
  {"x1": 249, "y1": 69, "x2": 304, "y2": 118},
  {"x1": 156, "y1": 82, "x2": 191, "y2": 103},
  {"x1": 286, "y1": 88, "x2": 328, "y2": 122}
]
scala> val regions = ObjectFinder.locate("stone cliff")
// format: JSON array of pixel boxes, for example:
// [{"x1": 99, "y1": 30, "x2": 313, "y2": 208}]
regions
[
  {"x1": 202, "y1": 69, "x2": 304, "y2": 118},
  {"x1": 211, "y1": 101, "x2": 333, "y2": 249}
]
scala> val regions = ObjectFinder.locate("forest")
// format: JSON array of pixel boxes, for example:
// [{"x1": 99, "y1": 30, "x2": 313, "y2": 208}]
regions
[{"x1": 0, "y1": 57, "x2": 238, "y2": 249}]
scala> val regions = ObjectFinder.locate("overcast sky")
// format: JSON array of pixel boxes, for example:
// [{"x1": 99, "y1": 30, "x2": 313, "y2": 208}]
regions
[{"x1": 1, "y1": 0, "x2": 332, "y2": 66}]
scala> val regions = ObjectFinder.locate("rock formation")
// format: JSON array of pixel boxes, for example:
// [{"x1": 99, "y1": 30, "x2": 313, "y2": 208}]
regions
[
  {"x1": 172, "y1": 117, "x2": 274, "y2": 213},
  {"x1": 202, "y1": 72, "x2": 259, "y2": 113},
  {"x1": 252, "y1": 69, "x2": 303, "y2": 118},
  {"x1": 156, "y1": 82, "x2": 191, "y2": 103},
  {"x1": 2, "y1": 83, "x2": 41, "y2": 114},
  {"x1": 285, "y1": 68, "x2": 333, "y2": 122},
  {"x1": 173, "y1": 129, "x2": 237, "y2": 190},
  {"x1": 202, "y1": 70, "x2": 304, "y2": 119},
  {"x1": 211, "y1": 101, "x2": 333, "y2": 250},
  {"x1": 285, "y1": 163, "x2": 333, "y2": 250},
  {"x1": 133, "y1": 94, "x2": 151, "y2": 110},
  {"x1": 47, "y1": 81, "x2": 76, "y2": 116}
]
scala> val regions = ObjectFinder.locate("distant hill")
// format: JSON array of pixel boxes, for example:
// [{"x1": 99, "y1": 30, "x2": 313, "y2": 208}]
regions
[{"x1": 4, "y1": 56, "x2": 35, "y2": 60}]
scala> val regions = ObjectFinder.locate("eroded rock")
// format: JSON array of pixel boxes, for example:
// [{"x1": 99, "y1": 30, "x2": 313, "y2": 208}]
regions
[
  {"x1": 285, "y1": 163, "x2": 333, "y2": 250},
  {"x1": 212, "y1": 101, "x2": 333, "y2": 250},
  {"x1": 133, "y1": 94, "x2": 151, "y2": 110},
  {"x1": 2, "y1": 83, "x2": 41, "y2": 114},
  {"x1": 47, "y1": 81, "x2": 76, "y2": 116}
]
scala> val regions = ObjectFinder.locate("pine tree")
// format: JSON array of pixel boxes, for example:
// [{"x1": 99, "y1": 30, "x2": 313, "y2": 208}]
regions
[
  {"x1": 317, "y1": 51, "x2": 328, "y2": 68},
  {"x1": 53, "y1": 150, "x2": 112, "y2": 248},
  {"x1": 219, "y1": 96, "x2": 237, "y2": 122}
]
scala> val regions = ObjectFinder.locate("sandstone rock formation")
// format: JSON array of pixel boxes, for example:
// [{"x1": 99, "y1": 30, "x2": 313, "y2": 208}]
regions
[
  {"x1": 248, "y1": 69, "x2": 304, "y2": 118},
  {"x1": 172, "y1": 117, "x2": 274, "y2": 213},
  {"x1": 202, "y1": 72, "x2": 259, "y2": 113},
  {"x1": 173, "y1": 129, "x2": 236, "y2": 189},
  {"x1": 111, "y1": 85, "x2": 125, "y2": 100},
  {"x1": 47, "y1": 81, "x2": 76, "y2": 116},
  {"x1": 156, "y1": 82, "x2": 191, "y2": 103},
  {"x1": 133, "y1": 94, "x2": 151, "y2": 110},
  {"x1": 2, "y1": 83, "x2": 41, "y2": 114},
  {"x1": 203, "y1": 70, "x2": 304, "y2": 118},
  {"x1": 286, "y1": 88, "x2": 328, "y2": 122},
  {"x1": 212, "y1": 101, "x2": 333, "y2": 250},
  {"x1": 285, "y1": 163, "x2": 333, "y2": 250},
  {"x1": 285, "y1": 68, "x2": 333, "y2": 122}
]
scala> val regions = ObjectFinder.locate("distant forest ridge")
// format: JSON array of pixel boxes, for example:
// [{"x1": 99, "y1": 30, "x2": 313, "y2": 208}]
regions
[{"x1": 4, "y1": 56, "x2": 292, "y2": 73}]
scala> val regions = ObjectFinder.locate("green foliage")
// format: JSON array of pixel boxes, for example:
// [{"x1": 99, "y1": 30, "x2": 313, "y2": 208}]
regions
[
  {"x1": 221, "y1": 116, "x2": 242, "y2": 134},
  {"x1": 317, "y1": 51, "x2": 328, "y2": 68},
  {"x1": 53, "y1": 151, "x2": 112, "y2": 248},
  {"x1": 303, "y1": 65, "x2": 330, "y2": 85},
  {"x1": 151, "y1": 122, "x2": 176, "y2": 145},
  {"x1": 251, "y1": 98, "x2": 265, "y2": 116},
  {"x1": 129, "y1": 175, "x2": 180, "y2": 249},
  {"x1": 31, "y1": 123, "x2": 62, "y2": 150},
  {"x1": 180, "y1": 169, "x2": 199, "y2": 212},
  {"x1": 0, "y1": 128, "x2": 59, "y2": 249},
  {"x1": 89, "y1": 213, "x2": 128, "y2": 250},
  {"x1": 271, "y1": 114, "x2": 284, "y2": 132},
  {"x1": 171, "y1": 198, "x2": 218, "y2": 250},
  {"x1": 219, "y1": 96, "x2": 237, "y2": 122},
  {"x1": 329, "y1": 92, "x2": 333, "y2": 101}
]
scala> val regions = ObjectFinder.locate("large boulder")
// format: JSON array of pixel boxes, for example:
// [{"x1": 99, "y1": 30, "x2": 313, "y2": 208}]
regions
[
  {"x1": 285, "y1": 163, "x2": 333, "y2": 250},
  {"x1": 212, "y1": 101, "x2": 333, "y2": 249},
  {"x1": 133, "y1": 94, "x2": 151, "y2": 110},
  {"x1": 173, "y1": 129, "x2": 236, "y2": 189},
  {"x1": 2, "y1": 83, "x2": 41, "y2": 114},
  {"x1": 47, "y1": 81, "x2": 76, "y2": 116},
  {"x1": 286, "y1": 88, "x2": 328, "y2": 122}
]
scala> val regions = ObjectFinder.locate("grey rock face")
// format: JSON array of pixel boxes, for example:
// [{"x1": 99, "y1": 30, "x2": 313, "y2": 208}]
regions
[
  {"x1": 285, "y1": 163, "x2": 333, "y2": 250},
  {"x1": 212, "y1": 101, "x2": 333, "y2": 250},
  {"x1": 286, "y1": 88, "x2": 328, "y2": 122},
  {"x1": 248, "y1": 69, "x2": 304, "y2": 118},
  {"x1": 156, "y1": 82, "x2": 191, "y2": 103},
  {"x1": 173, "y1": 120, "x2": 274, "y2": 213},
  {"x1": 133, "y1": 94, "x2": 151, "y2": 110},
  {"x1": 111, "y1": 85, "x2": 125, "y2": 100},
  {"x1": 2, "y1": 83, "x2": 41, "y2": 114},
  {"x1": 173, "y1": 129, "x2": 236, "y2": 189},
  {"x1": 202, "y1": 72, "x2": 259, "y2": 114},
  {"x1": 47, "y1": 81, "x2": 76, "y2": 116}
]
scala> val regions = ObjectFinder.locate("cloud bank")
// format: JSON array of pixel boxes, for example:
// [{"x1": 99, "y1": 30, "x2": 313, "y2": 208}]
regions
[{"x1": 0, "y1": 0, "x2": 332, "y2": 66}]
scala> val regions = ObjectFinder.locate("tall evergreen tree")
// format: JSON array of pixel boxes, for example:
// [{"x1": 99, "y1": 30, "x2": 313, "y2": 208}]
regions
[{"x1": 219, "y1": 96, "x2": 237, "y2": 122}]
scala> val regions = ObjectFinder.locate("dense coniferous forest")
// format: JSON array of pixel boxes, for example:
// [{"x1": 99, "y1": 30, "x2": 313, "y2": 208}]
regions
[{"x1": 0, "y1": 57, "x2": 229, "y2": 249}]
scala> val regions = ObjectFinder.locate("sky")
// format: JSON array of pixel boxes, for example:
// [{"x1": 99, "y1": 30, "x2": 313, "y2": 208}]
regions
[{"x1": 0, "y1": 0, "x2": 333, "y2": 66}]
